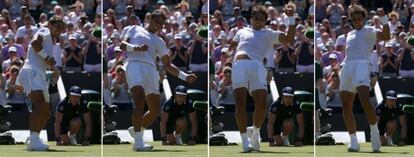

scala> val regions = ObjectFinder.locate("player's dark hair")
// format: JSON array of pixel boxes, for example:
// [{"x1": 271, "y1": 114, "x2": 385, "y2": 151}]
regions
[
  {"x1": 151, "y1": 9, "x2": 167, "y2": 24},
  {"x1": 48, "y1": 16, "x2": 65, "y2": 27},
  {"x1": 349, "y1": 4, "x2": 367, "y2": 19},
  {"x1": 252, "y1": 5, "x2": 268, "y2": 20}
]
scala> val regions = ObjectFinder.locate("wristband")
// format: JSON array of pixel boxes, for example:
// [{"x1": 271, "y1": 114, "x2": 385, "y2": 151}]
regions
[
  {"x1": 126, "y1": 43, "x2": 135, "y2": 51},
  {"x1": 178, "y1": 71, "x2": 188, "y2": 81},
  {"x1": 287, "y1": 16, "x2": 295, "y2": 26},
  {"x1": 381, "y1": 16, "x2": 388, "y2": 25},
  {"x1": 38, "y1": 50, "x2": 48, "y2": 59}
]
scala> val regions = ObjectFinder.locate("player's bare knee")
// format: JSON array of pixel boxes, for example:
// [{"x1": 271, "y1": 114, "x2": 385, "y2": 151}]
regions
[
  {"x1": 176, "y1": 118, "x2": 187, "y2": 128},
  {"x1": 70, "y1": 118, "x2": 81, "y2": 129},
  {"x1": 283, "y1": 119, "x2": 294, "y2": 133}
]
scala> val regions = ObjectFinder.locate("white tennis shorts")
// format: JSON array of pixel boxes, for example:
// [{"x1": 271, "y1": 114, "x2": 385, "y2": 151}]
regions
[
  {"x1": 339, "y1": 60, "x2": 371, "y2": 93},
  {"x1": 232, "y1": 60, "x2": 267, "y2": 93},
  {"x1": 16, "y1": 64, "x2": 50, "y2": 102},
  {"x1": 124, "y1": 61, "x2": 160, "y2": 95}
]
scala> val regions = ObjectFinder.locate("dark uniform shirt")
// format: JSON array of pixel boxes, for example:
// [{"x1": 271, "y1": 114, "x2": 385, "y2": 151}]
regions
[
  {"x1": 376, "y1": 101, "x2": 404, "y2": 121},
  {"x1": 57, "y1": 97, "x2": 89, "y2": 122},
  {"x1": 269, "y1": 97, "x2": 302, "y2": 118},
  {"x1": 162, "y1": 97, "x2": 195, "y2": 118}
]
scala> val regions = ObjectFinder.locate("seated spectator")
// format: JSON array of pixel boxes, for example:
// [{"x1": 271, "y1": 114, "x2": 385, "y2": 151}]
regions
[
  {"x1": 320, "y1": 41, "x2": 343, "y2": 67},
  {"x1": 1, "y1": 34, "x2": 25, "y2": 62},
  {"x1": 276, "y1": 43, "x2": 296, "y2": 73},
  {"x1": 2, "y1": 46, "x2": 23, "y2": 73},
  {"x1": 323, "y1": 54, "x2": 339, "y2": 79},
  {"x1": 63, "y1": 35, "x2": 83, "y2": 72},
  {"x1": 325, "y1": 73, "x2": 342, "y2": 109},
  {"x1": 169, "y1": 34, "x2": 188, "y2": 71},
  {"x1": 107, "y1": 46, "x2": 125, "y2": 72},
  {"x1": 111, "y1": 66, "x2": 132, "y2": 108},
  {"x1": 5, "y1": 66, "x2": 26, "y2": 105},
  {"x1": 218, "y1": 67, "x2": 235, "y2": 106},
  {"x1": 398, "y1": 38, "x2": 414, "y2": 77},
  {"x1": 380, "y1": 43, "x2": 398, "y2": 77}
]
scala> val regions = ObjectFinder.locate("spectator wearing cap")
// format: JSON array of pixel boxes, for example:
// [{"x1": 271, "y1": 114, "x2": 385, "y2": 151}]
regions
[
  {"x1": 169, "y1": 34, "x2": 189, "y2": 71},
  {"x1": 296, "y1": 25, "x2": 314, "y2": 73},
  {"x1": 267, "y1": 86, "x2": 304, "y2": 146},
  {"x1": 111, "y1": 65, "x2": 132, "y2": 108},
  {"x1": 214, "y1": 47, "x2": 232, "y2": 77},
  {"x1": 375, "y1": 90, "x2": 407, "y2": 146},
  {"x1": 2, "y1": 46, "x2": 22, "y2": 73},
  {"x1": 380, "y1": 42, "x2": 398, "y2": 77},
  {"x1": 320, "y1": 41, "x2": 343, "y2": 67},
  {"x1": 106, "y1": 32, "x2": 122, "y2": 61},
  {"x1": 5, "y1": 65, "x2": 25, "y2": 106},
  {"x1": 323, "y1": 54, "x2": 339, "y2": 79},
  {"x1": 1, "y1": 34, "x2": 25, "y2": 62},
  {"x1": 160, "y1": 85, "x2": 197, "y2": 145},
  {"x1": 211, "y1": 34, "x2": 226, "y2": 63},
  {"x1": 398, "y1": 36, "x2": 414, "y2": 77},
  {"x1": 108, "y1": 46, "x2": 125, "y2": 72},
  {"x1": 276, "y1": 42, "x2": 296, "y2": 73},
  {"x1": 55, "y1": 86, "x2": 92, "y2": 146},
  {"x1": 63, "y1": 35, "x2": 83, "y2": 72}
]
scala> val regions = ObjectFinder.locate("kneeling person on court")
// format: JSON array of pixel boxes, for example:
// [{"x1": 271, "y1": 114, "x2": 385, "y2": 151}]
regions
[
  {"x1": 55, "y1": 86, "x2": 92, "y2": 146},
  {"x1": 160, "y1": 85, "x2": 198, "y2": 145},
  {"x1": 376, "y1": 90, "x2": 407, "y2": 146},
  {"x1": 267, "y1": 86, "x2": 304, "y2": 146}
]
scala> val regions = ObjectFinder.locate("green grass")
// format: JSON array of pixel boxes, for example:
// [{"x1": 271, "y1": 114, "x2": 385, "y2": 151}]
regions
[
  {"x1": 210, "y1": 143, "x2": 314, "y2": 157},
  {"x1": 316, "y1": 143, "x2": 414, "y2": 157},
  {"x1": 0, "y1": 142, "x2": 101, "y2": 157},
  {"x1": 103, "y1": 142, "x2": 208, "y2": 157}
]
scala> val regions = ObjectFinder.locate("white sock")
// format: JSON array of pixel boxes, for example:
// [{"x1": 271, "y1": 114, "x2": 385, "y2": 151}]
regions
[
  {"x1": 252, "y1": 126, "x2": 260, "y2": 134},
  {"x1": 241, "y1": 132, "x2": 249, "y2": 145},
  {"x1": 370, "y1": 123, "x2": 379, "y2": 132},
  {"x1": 350, "y1": 133, "x2": 358, "y2": 146},
  {"x1": 135, "y1": 132, "x2": 143, "y2": 139},
  {"x1": 30, "y1": 132, "x2": 39, "y2": 137}
]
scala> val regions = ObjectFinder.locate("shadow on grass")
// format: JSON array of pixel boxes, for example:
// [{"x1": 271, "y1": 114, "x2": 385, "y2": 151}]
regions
[{"x1": 145, "y1": 149, "x2": 186, "y2": 152}]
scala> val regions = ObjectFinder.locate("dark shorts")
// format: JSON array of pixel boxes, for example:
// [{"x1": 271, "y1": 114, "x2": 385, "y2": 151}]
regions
[
  {"x1": 166, "y1": 116, "x2": 185, "y2": 134},
  {"x1": 60, "y1": 117, "x2": 79, "y2": 135},
  {"x1": 378, "y1": 118, "x2": 399, "y2": 136},
  {"x1": 273, "y1": 116, "x2": 293, "y2": 135}
]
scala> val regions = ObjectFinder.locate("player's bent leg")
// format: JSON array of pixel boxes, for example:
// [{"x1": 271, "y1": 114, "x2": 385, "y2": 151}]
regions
[
  {"x1": 27, "y1": 90, "x2": 50, "y2": 151},
  {"x1": 234, "y1": 87, "x2": 253, "y2": 152},
  {"x1": 142, "y1": 93, "x2": 161, "y2": 128},
  {"x1": 340, "y1": 91, "x2": 359, "y2": 152},
  {"x1": 68, "y1": 118, "x2": 81, "y2": 145},
  {"x1": 175, "y1": 117, "x2": 187, "y2": 145},
  {"x1": 249, "y1": 89, "x2": 267, "y2": 151},
  {"x1": 130, "y1": 86, "x2": 152, "y2": 151},
  {"x1": 282, "y1": 118, "x2": 294, "y2": 146},
  {"x1": 357, "y1": 86, "x2": 381, "y2": 152},
  {"x1": 385, "y1": 120, "x2": 397, "y2": 146}
]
